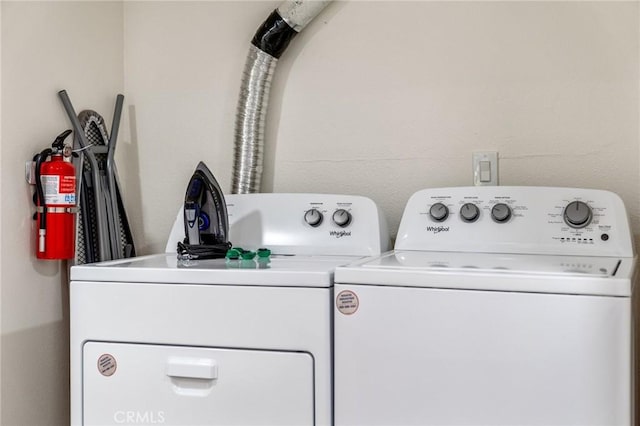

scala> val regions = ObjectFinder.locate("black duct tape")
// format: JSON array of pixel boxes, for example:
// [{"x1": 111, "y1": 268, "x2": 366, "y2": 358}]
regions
[{"x1": 251, "y1": 9, "x2": 298, "y2": 59}]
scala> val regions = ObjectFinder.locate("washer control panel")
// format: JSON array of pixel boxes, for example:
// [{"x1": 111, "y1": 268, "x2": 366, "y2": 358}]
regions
[{"x1": 396, "y1": 186, "x2": 633, "y2": 256}]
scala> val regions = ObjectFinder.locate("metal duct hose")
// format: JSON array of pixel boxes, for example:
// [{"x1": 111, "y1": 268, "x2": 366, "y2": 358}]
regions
[
  {"x1": 233, "y1": 46, "x2": 277, "y2": 194},
  {"x1": 232, "y1": 0, "x2": 332, "y2": 194}
]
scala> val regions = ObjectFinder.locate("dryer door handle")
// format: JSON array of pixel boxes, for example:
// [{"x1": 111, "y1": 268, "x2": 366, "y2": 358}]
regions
[{"x1": 166, "y1": 357, "x2": 218, "y2": 380}]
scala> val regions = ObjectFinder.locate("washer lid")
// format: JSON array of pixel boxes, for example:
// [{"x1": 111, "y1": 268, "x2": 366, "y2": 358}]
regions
[
  {"x1": 335, "y1": 251, "x2": 636, "y2": 296},
  {"x1": 71, "y1": 254, "x2": 357, "y2": 287}
]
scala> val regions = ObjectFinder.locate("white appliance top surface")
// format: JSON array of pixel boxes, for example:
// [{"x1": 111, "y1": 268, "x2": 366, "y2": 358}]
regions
[
  {"x1": 71, "y1": 254, "x2": 359, "y2": 287},
  {"x1": 335, "y1": 251, "x2": 636, "y2": 296},
  {"x1": 366, "y1": 250, "x2": 621, "y2": 277}
]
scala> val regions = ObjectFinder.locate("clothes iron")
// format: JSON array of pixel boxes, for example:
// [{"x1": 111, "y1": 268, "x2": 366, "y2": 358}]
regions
[{"x1": 183, "y1": 162, "x2": 229, "y2": 248}]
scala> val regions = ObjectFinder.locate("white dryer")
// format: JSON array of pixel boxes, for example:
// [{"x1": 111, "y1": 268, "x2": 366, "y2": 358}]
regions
[
  {"x1": 70, "y1": 193, "x2": 389, "y2": 426},
  {"x1": 334, "y1": 186, "x2": 636, "y2": 426}
]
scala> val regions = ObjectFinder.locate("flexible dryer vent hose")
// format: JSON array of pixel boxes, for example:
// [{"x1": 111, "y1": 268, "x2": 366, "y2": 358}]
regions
[{"x1": 232, "y1": 0, "x2": 332, "y2": 194}]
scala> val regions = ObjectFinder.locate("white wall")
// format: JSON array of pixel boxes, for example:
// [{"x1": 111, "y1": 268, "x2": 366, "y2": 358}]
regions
[
  {"x1": 123, "y1": 1, "x2": 639, "y2": 254},
  {"x1": 122, "y1": 1, "x2": 278, "y2": 253},
  {"x1": 0, "y1": 2, "x2": 123, "y2": 424},
  {"x1": 0, "y1": 2, "x2": 3, "y2": 422}
]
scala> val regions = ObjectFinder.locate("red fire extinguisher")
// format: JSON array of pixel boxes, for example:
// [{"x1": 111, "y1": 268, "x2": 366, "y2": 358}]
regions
[{"x1": 33, "y1": 129, "x2": 76, "y2": 260}]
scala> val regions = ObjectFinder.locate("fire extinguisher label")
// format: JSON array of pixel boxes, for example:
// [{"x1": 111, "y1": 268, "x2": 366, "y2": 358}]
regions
[{"x1": 42, "y1": 175, "x2": 76, "y2": 205}]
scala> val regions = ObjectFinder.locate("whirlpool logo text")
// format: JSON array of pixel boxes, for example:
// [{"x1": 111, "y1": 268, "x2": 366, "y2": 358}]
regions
[
  {"x1": 427, "y1": 226, "x2": 450, "y2": 234},
  {"x1": 330, "y1": 230, "x2": 352, "y2": 238}
]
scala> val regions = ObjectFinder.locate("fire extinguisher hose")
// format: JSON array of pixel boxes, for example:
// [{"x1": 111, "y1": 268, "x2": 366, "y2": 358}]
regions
[{"x1": 34, "y1": 147, "x2": 52, "y2": 252}]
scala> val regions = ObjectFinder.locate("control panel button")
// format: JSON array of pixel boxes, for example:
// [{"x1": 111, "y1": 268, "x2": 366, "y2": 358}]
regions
[
  {"x1": 333, "y1": 209, "x2": 352, "y2": 227},
  {"x1": 429, "y1": 203, "x2": 449, "y2": 222},
  {"x1": 491, "y1": 203, "x2": 511, "y2": 223},
  {"x1": 304, "y1": 209, "x2": 323, "y2": 227},
  {"x1": 460, "y1": 203, "x2": 480, "y2": 223},
  {"x1": 563, "y1": 201, "x2": 592, "y2": 229}
]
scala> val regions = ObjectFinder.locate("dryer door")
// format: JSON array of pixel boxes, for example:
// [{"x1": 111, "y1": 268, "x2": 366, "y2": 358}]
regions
[{"x1": 83, "y1": 342, "x2": 314, "y2": 425}]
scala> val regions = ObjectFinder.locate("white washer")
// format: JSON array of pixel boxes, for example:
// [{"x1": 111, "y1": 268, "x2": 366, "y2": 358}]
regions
[
  {"x1": 70, "y1": 193, "x2": 389, "y2": 426},
  {"x1": 334, "y1": 186, "x2": 636, "y2": 426}
]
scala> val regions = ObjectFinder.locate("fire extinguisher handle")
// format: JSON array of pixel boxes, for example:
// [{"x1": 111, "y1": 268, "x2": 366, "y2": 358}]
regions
[{"x1": 52, "y1": 129, "x2": 72, "y2": 151}]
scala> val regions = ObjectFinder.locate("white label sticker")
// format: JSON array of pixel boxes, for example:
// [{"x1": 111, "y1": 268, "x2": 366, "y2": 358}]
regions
[
  {"x1": 336, "y1": 290, "x2": 359, "y2": 315},
  {"x1": 41, "y1": 175, "x2": 76, "y2": 205},
  {"x1": 98, "y1": 353, "x2": 117, "y2": 377}
]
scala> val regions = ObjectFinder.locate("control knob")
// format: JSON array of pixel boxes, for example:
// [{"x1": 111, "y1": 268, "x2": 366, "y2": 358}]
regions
[
  {"x1": 460, "y1": 203, "x2": 480, "y2": 222},
  {"x1": 304, "y1": 209, "x2": 323, "y2": 227},
  {"x1": 429, "y1": 203, "x2": 449, "y2": 222},
  {"x1": 491, "y1": 203, "x2": 511, "y2": 223},
  {"x1": 333, "y1": 209, "x2": 352, "y2": 227},
  {"x1": 563, "y1": 201, "x2": 592, "y2": 228}
]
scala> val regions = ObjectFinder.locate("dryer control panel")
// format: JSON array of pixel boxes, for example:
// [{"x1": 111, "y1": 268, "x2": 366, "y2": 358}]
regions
[
  {"x1": 395, "y1": 186, "x2": 634, "y2": 256},
  {"x1": 167, "y1": 193, "x2": 390, "y2": 257}
]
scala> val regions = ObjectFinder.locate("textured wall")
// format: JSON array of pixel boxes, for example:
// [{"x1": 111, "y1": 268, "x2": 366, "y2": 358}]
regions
[
  {"x1": 0, "y1": 2, "x2": 123, "y2": 424},
  {"x1": 123, "y1": 1, "x2": 639, "y2": 253}
]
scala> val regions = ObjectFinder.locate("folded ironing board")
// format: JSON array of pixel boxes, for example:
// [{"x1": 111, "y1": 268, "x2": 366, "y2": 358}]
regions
[{"x1": 59, "y1": 90, "x2": 136, "y2": 264}]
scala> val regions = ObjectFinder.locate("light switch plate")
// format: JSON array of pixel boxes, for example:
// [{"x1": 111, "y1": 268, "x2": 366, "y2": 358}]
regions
[{"x1": 472, "y1": 151, "x2": 498, "y2": 186}]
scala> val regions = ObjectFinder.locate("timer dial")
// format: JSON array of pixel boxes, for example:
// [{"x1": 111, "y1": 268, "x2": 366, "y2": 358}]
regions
[
  {"x1": 304, "y1": 209, "x2": 323, "y2": 227},
  {"x1": 333, "y1": 209, "x2": 352, "y2": 227},
  {"x1": 460, "y1": 203, "x2": 480, "y2": 223},
  {"x1": 563, "y1": 201, "x2": 592, "y2": 228},
  {"x1": 491, "y1": 203, "x2": 511, "y2": 223},
  {"x1": 429, "y1": 203, "x2": 449, "y2": 222}
]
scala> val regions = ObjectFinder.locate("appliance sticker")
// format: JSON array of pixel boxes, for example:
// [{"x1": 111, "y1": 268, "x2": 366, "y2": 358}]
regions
[
  {"x1": 98, "y1": 353, "x2": 117, "y2": 377},
  {"x1": 336, "y1": 290, "x2": 359, "y2": 315}
]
